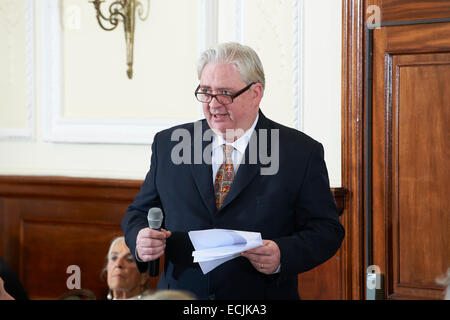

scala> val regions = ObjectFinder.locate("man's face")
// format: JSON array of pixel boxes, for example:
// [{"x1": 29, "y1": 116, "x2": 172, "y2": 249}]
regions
[{"x1": 199, "y1": 63, "x2": 262, "y2": 140}]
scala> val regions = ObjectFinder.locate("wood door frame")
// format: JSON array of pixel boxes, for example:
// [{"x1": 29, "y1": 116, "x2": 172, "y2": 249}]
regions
[
  {"x1": 342, "y1": 0, "x2": 450, "y2": 299},
  {"x1": 342, "y1": 0, "x2": 366, "y2": 300}
]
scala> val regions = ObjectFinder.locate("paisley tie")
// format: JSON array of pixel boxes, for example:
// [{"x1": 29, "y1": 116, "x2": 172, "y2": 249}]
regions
[{"x1": 214, "y1": 145, "x2": 235, "y2": 209}]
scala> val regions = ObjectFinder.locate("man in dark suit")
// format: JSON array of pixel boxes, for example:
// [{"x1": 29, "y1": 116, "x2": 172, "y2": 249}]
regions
[{"x1": 122, "y1": 42, "x2": 344, "y2": 300}]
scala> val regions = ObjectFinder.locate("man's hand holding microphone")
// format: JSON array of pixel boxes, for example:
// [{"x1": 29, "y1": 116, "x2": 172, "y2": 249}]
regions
[{"x1": 135, "y1": 208, "x2": 171, "y2": 276}]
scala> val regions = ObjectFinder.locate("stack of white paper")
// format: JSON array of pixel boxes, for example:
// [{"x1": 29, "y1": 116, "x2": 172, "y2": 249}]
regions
[{"x1": 188, "y1": 229, "x2": 263, "y2": 274}]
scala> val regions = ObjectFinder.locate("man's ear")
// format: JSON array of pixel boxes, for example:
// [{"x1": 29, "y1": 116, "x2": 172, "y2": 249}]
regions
[{"x1": 251, "y1": 82, "x2": 264, "y2": 107}]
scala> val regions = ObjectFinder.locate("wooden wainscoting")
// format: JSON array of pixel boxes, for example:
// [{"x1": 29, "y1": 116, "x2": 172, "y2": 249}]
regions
[
  {"x1": 0, "y1": 175, "x2": 346, "y2": 300},
  {"x1": 0, "y1": 176, "x2": 141, "y2": 300},
  {"x1": 298, "y1": 187, "x2": 347, "y2": 300}
]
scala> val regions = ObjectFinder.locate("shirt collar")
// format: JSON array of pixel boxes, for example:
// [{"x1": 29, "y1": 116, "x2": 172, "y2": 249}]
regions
[{"x1": 213, "y1": 113, "x2": 259, "y2": 154}]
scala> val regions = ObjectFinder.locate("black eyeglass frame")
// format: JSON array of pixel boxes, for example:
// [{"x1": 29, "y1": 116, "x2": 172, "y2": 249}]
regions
[{"x1": 194, "y1": 82, "x2": 256, "y2": 105}]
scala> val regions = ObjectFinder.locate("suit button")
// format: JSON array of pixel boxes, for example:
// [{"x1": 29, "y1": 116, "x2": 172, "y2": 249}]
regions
[{"x1": 209, "y1": 294, "x2": 216, "y2": 300}]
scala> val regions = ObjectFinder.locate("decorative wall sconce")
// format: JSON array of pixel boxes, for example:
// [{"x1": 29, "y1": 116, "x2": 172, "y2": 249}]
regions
[{"x1": 90, "y1": 0, "x2": 150, "y2": 79}]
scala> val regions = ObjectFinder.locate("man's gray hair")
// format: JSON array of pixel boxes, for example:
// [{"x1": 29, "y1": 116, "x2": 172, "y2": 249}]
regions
[{"x1": 197, "y1": 42, "x2": 266, "y2": 91}]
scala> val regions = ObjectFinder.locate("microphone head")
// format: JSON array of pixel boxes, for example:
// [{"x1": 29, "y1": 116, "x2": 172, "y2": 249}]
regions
[{"x1": 147, "y1": 207, "x2": 163, "y2": 229}]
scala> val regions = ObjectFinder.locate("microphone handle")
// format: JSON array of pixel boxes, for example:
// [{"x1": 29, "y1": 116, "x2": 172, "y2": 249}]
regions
[
  {"x1": 149, "y1": 259, "x2": 159, "y2": 277},
  {"x1": 148, "y1": 226, "x2": 161, "y2": 277}
]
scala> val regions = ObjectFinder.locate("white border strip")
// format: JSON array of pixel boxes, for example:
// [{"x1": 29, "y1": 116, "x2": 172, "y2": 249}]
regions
[
  {"x1": 235, "y1": 0, "x2": 244, "y2": 43},
  {"x1": 198, "y1": 0, "x2": 218, "y2": 54},
  {"x1": 41, "y1": 0, "x2": 203, "y2": 145},
  {"x1": 293, "y1": 0, "x2": 304, "y2": 131},
  {"x1": 41, "y1": 0, "x2": 61, "y2": 142},
  {"x1": 0, "y1": 0, "x2": 35, "y2": 141}
]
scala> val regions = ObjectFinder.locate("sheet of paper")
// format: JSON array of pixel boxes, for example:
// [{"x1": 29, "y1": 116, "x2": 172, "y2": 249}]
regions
[{"x1": 188, "y1": 229, "x2": 262, "y2": 274}]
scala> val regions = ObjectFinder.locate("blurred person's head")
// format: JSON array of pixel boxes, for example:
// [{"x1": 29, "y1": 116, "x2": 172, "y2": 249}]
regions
[
  {"x1": 102, "y1": 236, "x2": 150, "y2": 300},
  {"x1": 58, "y1": 289, "x2": 96, "y2": 300},
  {"x1": 436, "y1": 267, "x2": 450, "y2": 300},
  {"x1": 142, "y1": 289, "x2": 196, "y2": 300}
]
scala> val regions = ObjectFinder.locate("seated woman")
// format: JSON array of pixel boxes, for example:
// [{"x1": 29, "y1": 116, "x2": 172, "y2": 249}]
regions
[{"x1": 102, "y1": 236, "x2": 152, "y2": 300}]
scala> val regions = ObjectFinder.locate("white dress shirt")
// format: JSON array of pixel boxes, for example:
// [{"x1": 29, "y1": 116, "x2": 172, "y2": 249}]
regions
[{"x1": 211, "y1": 114, "x2": 259, "y2": 183}]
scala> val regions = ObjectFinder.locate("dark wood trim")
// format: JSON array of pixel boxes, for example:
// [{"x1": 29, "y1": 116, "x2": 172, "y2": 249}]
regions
[
  {"x1": 331, "y1": 187, "x2": 348, "y2": 216},
  {"x1": 0, "y1": 175, "x2": 141, "y2": 201},
  {"x1": 0, "y1": 175, "x2": 346, "y2": 214},
  {"x1": 381, "y1": 17, "x2": 450, "y2": 26},
  {"x1": 380, "y1": 0, "x2": 450, "y2": 22},
  {"x1": 364, "y1": 26, "x2": 374, "y2": 270},
  {"x1": 341, "y1": 0, "x2": 366, "y2": 300}
]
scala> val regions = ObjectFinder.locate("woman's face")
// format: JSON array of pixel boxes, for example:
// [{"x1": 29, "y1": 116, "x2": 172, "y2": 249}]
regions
[{"x1": 106, "y1": 239, "x2": 146, "y2": 299}]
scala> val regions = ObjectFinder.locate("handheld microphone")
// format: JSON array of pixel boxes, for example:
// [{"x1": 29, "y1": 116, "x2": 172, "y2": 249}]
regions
[{"x1": 147, "y1": 207, "x2": 164, "y2": 277}]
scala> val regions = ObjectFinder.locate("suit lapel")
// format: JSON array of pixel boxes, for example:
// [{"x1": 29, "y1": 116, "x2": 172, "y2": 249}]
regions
[{"x1": 190, "y1": 120, "x2": 217, "y2": 216}]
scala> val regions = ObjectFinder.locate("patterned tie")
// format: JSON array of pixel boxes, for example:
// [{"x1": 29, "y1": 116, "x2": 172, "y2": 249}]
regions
[{"x1": 214, "y1": 145, "x2": 235, "y2": 209}]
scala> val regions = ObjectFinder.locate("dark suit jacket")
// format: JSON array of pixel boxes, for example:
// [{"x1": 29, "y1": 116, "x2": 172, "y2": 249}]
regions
[
  {"x1": 122, "y1": 111, "x2": 344, "y2": 300},
  {"x1": 0, "y1": 257, "x2": 28, "y2": 300}
]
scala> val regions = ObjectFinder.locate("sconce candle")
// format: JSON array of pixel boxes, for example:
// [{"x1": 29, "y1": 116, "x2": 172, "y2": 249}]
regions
[{"x1": 89, "y1": 0, "x2": 150, "y2": 79}]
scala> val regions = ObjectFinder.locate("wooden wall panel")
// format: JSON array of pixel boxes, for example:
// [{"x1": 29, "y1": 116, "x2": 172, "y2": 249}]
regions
[
  {"x1": 20, "y1": 219, "x2": 121, "y2": 299},
  {"x1": 386, "y1": 22, "x2": 450, "y2": 53},
  {"x1": 0, "y1": 176, "x2": 139, "y2": 300},
  {"x1": 381, "y1": 0, "x2": 450, "y2": 22},
  {"x1": 0, "y1": 176, "x2": 346, "y2": 300},
  {"x1": 391, "y1": 54, "x2": 450, "y2": 299},
  {"x1": 298, "y1": 188, "x2": 347, "y2": 300},
  {"x1": 371, "y1": 21, "x2": 450, "y2": 300},
  {"x1": 298, "y1": 253, "x2": 342, "y2": 300}
]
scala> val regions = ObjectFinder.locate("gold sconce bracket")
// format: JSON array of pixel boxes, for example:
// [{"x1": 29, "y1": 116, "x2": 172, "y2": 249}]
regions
[{"x1": 90, "y1": 0, "x2": 150, "y2": 79}]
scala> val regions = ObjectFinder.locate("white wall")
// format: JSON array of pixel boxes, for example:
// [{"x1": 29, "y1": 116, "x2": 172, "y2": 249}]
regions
[
  {"x1": 0, "y1": 0, "x2": 342, "y2": 186},
  {"x1": 303, "y1": 0, "x2": 342, "y2": 187}
]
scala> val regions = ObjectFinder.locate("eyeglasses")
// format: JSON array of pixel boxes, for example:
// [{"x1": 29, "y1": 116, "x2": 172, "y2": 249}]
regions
[{"x1": 195, "y1": 82, "x2": 255, "y2": 105}]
